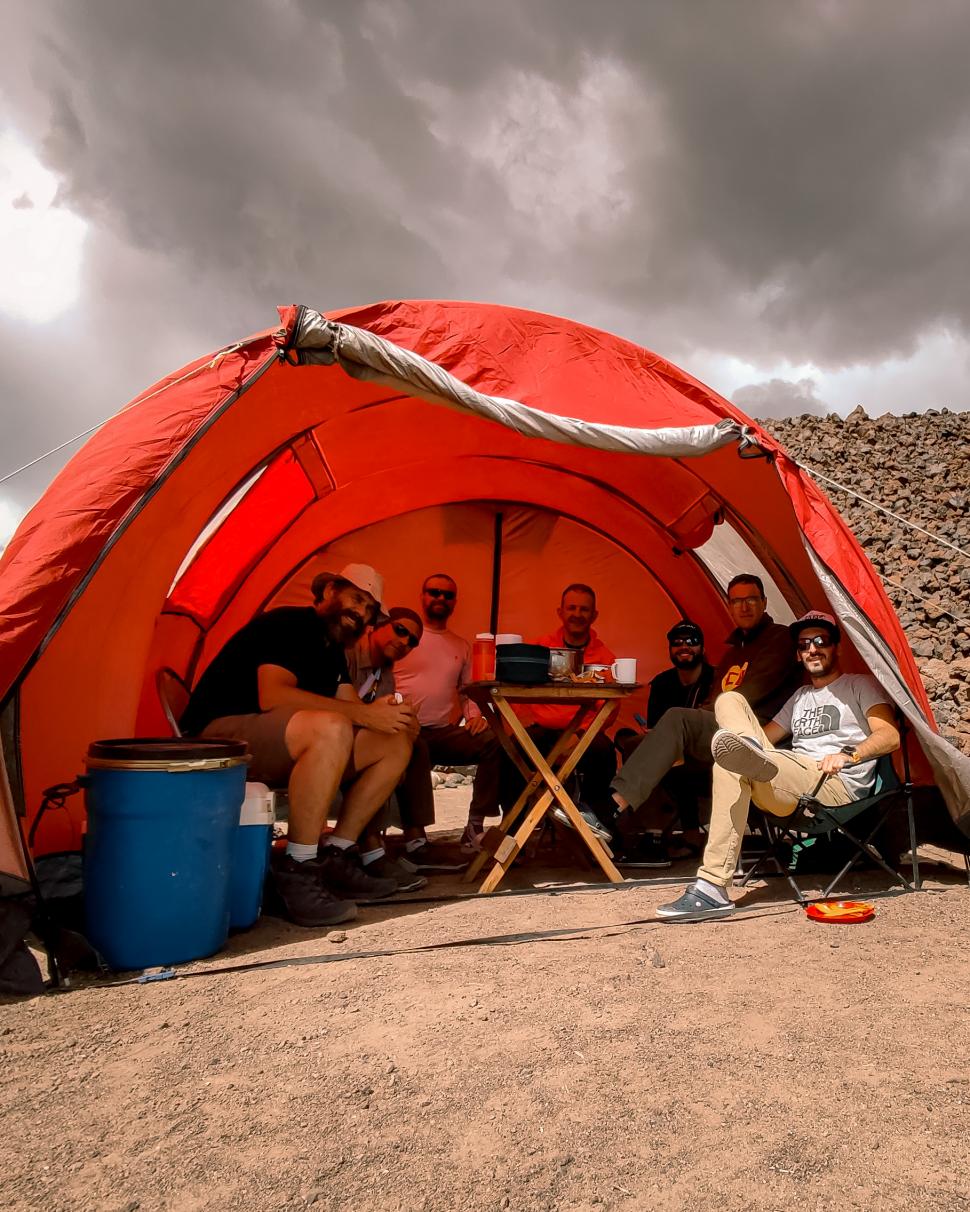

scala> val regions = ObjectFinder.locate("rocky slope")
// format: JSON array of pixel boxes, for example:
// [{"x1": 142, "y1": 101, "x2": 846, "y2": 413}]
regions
[{"x1": 758, "y1": 408, "x2": 970, "y2": 755}]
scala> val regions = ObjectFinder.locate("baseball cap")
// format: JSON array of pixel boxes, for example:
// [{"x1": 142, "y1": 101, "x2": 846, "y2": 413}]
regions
[
  {"x1": 667, "y1": 620, "x2": 704, "y2": 645},
  {"x1": 338, "y1": 563, "x2": 384, "y2": 609},
  {"x1": 789, "y1": 610, "x2": 840, "y2": 641}
]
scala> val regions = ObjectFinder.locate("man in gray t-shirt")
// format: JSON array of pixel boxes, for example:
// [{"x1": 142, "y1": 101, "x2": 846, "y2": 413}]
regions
[{"x1": 657, "y1": 610, "x2": 901, "y2": 922}]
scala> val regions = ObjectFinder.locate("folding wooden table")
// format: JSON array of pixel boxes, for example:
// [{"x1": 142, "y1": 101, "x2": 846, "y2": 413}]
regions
[{"x1": 461, "y1": 680, "x2": 636, "y2": 893}]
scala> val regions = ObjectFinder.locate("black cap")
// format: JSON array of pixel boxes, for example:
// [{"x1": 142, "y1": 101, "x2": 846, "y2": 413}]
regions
[{"x1": 667, "y1": 620, "x2": 704, "y2": 645}]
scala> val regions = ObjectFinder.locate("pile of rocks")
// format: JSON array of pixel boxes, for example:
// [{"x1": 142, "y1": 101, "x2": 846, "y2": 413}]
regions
[
  {"x1": 758, "y1": 407, "x2": 970, "y2": 755},
  {"x1": 430, "y1": 766, "x2": 477, "y2": 789}
]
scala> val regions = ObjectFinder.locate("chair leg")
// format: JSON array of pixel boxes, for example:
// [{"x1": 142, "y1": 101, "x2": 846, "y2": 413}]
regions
[
  {"x1": 816, "y1": 806, "x2": 913, "y2": 898},
  {"x1": 905, "y1": 793, "x2": 921, "y2": 891}
]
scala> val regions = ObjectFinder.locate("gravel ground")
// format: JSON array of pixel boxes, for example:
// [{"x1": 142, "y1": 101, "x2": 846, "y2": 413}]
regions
[{"x1": 2, "y1": 789, "x2": 969, "y2": 1212}]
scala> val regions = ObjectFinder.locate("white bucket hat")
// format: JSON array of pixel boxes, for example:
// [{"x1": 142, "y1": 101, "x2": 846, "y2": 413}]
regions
[{"x1": 338, "y1": 562, "x2": 384, "y2": 609}]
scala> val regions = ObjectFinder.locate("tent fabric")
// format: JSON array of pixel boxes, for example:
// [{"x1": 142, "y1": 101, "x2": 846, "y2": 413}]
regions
[
  {"x1": 0, "y1": 298, "x2": 967, "y2": 871},
  {"x1": 291, "y1": 307, "x2": 747, "y2": 458}
]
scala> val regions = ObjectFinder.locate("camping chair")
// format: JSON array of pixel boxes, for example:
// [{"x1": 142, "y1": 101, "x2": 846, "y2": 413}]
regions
[
  {"x1": 739, "y1": 725, "x2": 920, "y2": 905},
  {"x1": 156, "y1": 667, "x2": 190, "y2": 736}
]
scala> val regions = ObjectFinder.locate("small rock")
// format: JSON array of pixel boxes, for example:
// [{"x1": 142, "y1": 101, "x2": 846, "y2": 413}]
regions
[
  {"x1": 650, "y1": 951, "x2": 666, "y2": 969},
  {"x1": 328, "y1": 931, "x2": 347, "y2": 944}
]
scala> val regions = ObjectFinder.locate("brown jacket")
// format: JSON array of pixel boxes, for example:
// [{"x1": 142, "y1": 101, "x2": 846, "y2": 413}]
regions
[{"x1": 701, "y1": 614, "x2": 802, "y2": 723}]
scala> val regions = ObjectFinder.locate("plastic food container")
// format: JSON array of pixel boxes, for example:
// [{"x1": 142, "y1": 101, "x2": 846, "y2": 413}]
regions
[{"x1": 495, "y1": 643, "x2": 551, "y2": 684}]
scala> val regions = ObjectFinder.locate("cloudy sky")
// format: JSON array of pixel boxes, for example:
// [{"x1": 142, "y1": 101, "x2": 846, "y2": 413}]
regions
[{"x1": 3, "y1": 0, "x2": 970, "y2": 545}]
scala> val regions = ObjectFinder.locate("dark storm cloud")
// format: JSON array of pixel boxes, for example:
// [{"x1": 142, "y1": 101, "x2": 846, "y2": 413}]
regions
[{"x1": 2, "y1": 0, "x2": 970, "y2": 526}]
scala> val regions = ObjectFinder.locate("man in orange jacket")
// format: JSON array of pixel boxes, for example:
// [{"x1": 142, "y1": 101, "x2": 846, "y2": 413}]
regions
[{"x1": 503, "y1": 583, "x2": 618, "y2": 837}]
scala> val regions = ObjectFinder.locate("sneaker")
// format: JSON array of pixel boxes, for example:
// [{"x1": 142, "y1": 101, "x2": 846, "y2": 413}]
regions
[
  {"x1": 656, "y1": 882, "x2": 736, "y2": 922},
  {"x1": 551, "y1": 803, "x2": 612, "y2": 844},
  {"x1": 265, "y1": 854, "x2": 358, "y2": 927},
  {"x1": 399, "y1": 841, "x2": 469, "y2": 873},
  {"x1": 711, "y1": 730, "x2": 779, "y2": 782},
  {"x1": 459, "y1": 823, "x2": 487, "y2": 854},
  {"x1": 362, "y1": 853, "x2": 428, "y2": 892},
  {"x1": 616, "y1": 835, "x2": 672, "y2": 869},
  {"x1": 315, "y1": 843, "x2": 398, "y2": 902}
]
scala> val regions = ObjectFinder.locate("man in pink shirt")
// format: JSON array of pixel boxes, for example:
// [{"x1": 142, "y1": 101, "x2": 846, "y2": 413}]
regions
[
  {"x1": 504, "y1": 584, "x2": 618, "y2": 837},
  {"x1": 394, "y1": 572, "x2": 503, "y2": 853}
]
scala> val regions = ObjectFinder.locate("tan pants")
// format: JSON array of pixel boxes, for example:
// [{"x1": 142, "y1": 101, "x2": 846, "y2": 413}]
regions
[{"x1": 698, "y1": 692, "x2": 853, "y2": 888}]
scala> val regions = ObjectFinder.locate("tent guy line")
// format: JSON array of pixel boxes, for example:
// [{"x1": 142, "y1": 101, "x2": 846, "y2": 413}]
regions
[
  {"x1": 799, "y1": 462, "x2": 970, "y2": 563},
  {"x1": 0, "y1": 341, "x2": 249, "y2": 487}
]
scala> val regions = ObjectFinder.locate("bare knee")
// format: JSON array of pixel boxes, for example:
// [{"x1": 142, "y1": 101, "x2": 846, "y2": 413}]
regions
[{"x1": 286, "y1": 710, "x2": 354, "y2": 759}]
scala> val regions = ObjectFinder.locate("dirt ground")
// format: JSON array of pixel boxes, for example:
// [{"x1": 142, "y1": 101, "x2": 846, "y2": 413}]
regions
[{"x1": 2, "y1": 787, "x2": 969, "y2": 1212}]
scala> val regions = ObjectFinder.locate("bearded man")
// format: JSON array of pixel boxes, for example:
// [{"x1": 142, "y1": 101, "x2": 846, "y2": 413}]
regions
[{"x1": 180, "y1": 564, "x2": 415, "y2": 927}]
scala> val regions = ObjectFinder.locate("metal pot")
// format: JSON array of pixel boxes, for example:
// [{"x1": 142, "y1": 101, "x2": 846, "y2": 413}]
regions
[{"x1": 548, "y1": 647, "x2": 583, "y2": 679}]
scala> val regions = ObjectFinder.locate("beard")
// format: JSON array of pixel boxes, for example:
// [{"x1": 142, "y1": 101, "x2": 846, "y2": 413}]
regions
[
  {"x1": 671, "y1": 650, "x2": 703, "y2": 670},
  {"x1": 321, "y1": 602, "x2": 368, "y2": 644}
]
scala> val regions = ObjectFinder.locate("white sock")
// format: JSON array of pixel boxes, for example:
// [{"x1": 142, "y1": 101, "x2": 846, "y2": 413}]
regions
[
  {"x1": 286, "y1": 841, "x2": 318, "y2": 863},
  {"x1": 325, "y1": 835, "x2": 355, "y2": 851},
  {"x1": 405, "y1": 838, "x2": 427, "y2": 853},
  {"x1": 361, "y1": 847, "x2": 384, "y2": 866},
  {"x1": 695, "y1": 877, "x2": 730, "y2": 904}
]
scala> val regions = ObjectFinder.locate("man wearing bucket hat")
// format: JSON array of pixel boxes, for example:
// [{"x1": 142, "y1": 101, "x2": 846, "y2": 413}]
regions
[
  {"x1": 180, "y1": 563, "x2": 417, "y2": 927},
  {"x1": 656, "y1": 610, "x2": 900, "y2": 921}
]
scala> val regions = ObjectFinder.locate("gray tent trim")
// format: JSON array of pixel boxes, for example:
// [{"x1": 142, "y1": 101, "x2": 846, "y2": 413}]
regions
[{"x1": 293, "y1": 310, "x2": 745, "y2": 459}]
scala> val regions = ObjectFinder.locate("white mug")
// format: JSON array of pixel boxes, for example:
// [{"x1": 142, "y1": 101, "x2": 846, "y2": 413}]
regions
[{"x1": 611, "y1": 658, "x2": 637, "y2": 683}]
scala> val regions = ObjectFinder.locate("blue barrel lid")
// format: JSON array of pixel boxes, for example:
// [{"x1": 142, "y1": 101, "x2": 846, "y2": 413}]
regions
[{"x1": 87, "y1": 737, "x2": 248, "y2": 762}]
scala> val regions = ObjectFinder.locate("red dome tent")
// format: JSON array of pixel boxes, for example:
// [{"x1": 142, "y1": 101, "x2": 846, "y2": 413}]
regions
[{"x1": 1, "y1": 299, "x2": 968, "y2": 891}]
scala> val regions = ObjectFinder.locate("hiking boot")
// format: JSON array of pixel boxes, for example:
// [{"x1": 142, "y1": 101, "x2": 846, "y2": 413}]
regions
[
  {"x1": 265, "y1": 854, "x2": 358, "y2": 928},
  {"x1": 711, "y1": 731, "x2": 779, "y2": 782},
  {"x1": 315, "y1": 843, "x2": 398, "y2": 902},
  {"x1": 399, "y1": 840, "x2": 469, "y2": 872},
  {"x1": 362, "y1": 853, "x2": 428, "y2": 892},
  {"x1": 551, "y1": 803, "x2": 612, "y2": 843},
  {"x1": 616, "y1": 834, "x2": 672, "y2": 869},
  {"x1": 656, "y1": 883, "x2": 736, "y2": 922}
]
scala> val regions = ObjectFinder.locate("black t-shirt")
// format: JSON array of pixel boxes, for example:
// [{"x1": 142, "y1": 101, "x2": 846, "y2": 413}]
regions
[
  {"x1": 646, "y1": 662, "x2": 715, "y2": 728},
  {"x1": 180, "y1": 606, "x2": 350, "y2": 735}
]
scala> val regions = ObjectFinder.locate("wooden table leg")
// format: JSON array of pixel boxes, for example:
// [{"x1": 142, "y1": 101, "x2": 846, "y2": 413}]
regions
[
  {"x1": 475, "y1": 698, "x2": 623, "y2": 891},
  {"x1": 462, "y1": 703, "x2": 586, "y2": 883}
]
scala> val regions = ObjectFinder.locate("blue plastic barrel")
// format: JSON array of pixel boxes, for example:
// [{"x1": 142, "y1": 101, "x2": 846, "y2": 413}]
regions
[
  {"x1": 229, "y1": 782, "x2": 275, "y2": 930},
  {"x1": 83, "y1": 738, "x2": 249, "y2": 970}
]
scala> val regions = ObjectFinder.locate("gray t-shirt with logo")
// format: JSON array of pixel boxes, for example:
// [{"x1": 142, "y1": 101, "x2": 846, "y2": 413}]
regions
[{"x1": 772, "y1": 674, "x2": 890, "y2": 800}]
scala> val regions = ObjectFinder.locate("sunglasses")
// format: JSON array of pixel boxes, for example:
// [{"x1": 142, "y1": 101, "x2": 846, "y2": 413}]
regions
[
  {"x1": 728, "y1": 595, "x2": 764, "y2": 608},
  {"x1": 797, "y1": 635, "x2": 833, "y2": 651},
  {"x1": 670, "y1": 637, "x2": 701, "y2": 647},
  {"x1": 391, "y1": 622, "x2": 420, "y2": 648},
  {"x1": 424, "y1": 587, "x2": 456, "y2": 600}
]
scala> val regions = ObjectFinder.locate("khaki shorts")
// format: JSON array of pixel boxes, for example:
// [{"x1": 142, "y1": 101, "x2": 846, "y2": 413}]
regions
[{"x1": 202, "y1": 707, "x2": 299, "y2": 787}]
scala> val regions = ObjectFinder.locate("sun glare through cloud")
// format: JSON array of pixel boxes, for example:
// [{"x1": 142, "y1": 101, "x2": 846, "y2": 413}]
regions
[{"x1": 0, "y1": 131, "x2": 87, "y2": 324}]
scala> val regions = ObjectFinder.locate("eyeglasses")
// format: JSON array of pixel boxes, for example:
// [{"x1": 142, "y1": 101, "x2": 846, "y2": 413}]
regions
[
  {"x1": 670, "y1": 639, "x2": 701, "y2": 648},
  {"x1": 797, "y1": 635, "x2": 833, "y2": 651},
  {"x1": 424, "y1": 587, "x2": 456, "y2": 601},
  {"x1": 728, "y1": 595, "x2": 764, "y2": 608},
  {"x1": 391, "y1": 622, "x2": 420, "y2": 648}
]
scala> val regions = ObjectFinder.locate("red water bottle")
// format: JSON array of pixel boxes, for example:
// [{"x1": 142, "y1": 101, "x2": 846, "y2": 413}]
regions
[{"x1": 472, "y1": 633, "x2": 496, "y2": 682}]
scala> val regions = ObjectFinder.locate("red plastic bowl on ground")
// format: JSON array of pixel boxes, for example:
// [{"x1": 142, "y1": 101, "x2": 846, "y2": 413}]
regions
[{"x1": 805, "y1": 900, "x2": 875, "y2": 924}]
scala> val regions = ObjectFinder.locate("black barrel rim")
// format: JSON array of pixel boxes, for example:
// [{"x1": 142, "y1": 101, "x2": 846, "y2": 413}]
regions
[{"x1": 86, "y1": 737, "x2": 249, "y2": 762}]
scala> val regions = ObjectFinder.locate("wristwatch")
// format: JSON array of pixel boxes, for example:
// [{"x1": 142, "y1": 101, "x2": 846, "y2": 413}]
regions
[{"x1": 840, "y1": 745, "x2": 862, "y2": 764}]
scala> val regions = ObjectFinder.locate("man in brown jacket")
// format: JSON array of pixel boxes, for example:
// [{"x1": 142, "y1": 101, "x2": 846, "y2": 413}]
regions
[{"x1": 609, "y1": 574, "x2": 801, "y2": 827}]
